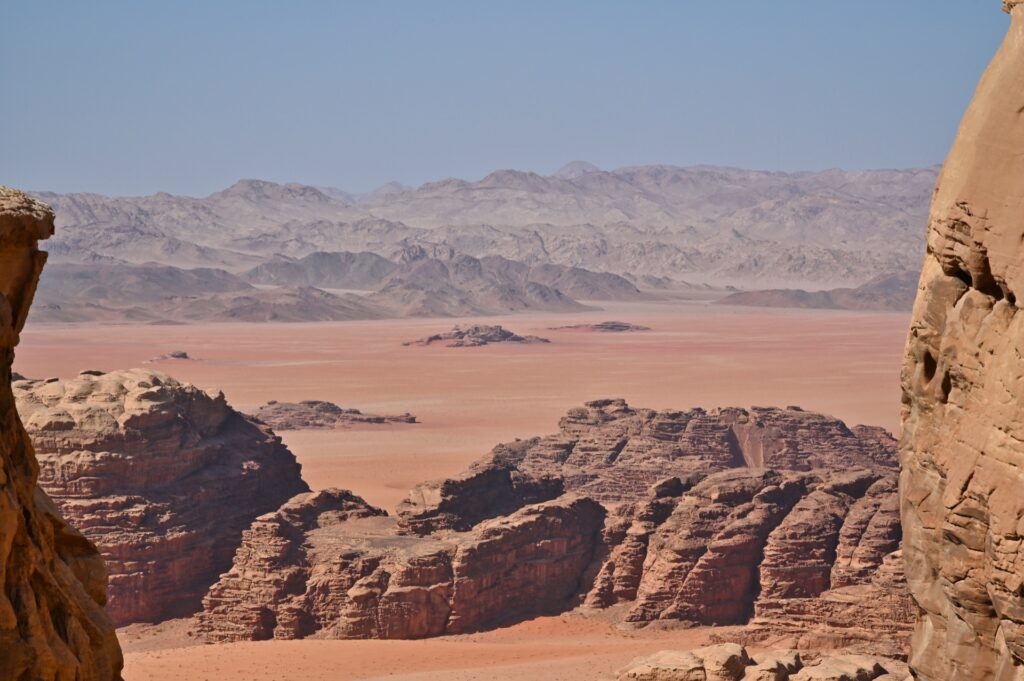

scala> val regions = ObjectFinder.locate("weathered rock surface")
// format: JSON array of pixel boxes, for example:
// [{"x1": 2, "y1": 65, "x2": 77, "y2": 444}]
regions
[
  {"x1": 617, "y1": 645, "x2": 907, "y2": 681},
  {"x1": 549, "y1": 321, "x2": 652, "y2": 332},
  {"x1": 402, "y1": 324, "x2": 550, "y2": 347},
  {"x1": 201, "y1": 398, "x2": 909, "y2": 654},
  {"x1": 481, "y1": 399, "x2": 896, "y2": 502},
  {"x1": 15, "y1": 368, "x2": 309, "y2": 625},
  {"x1": 899, "y1": 3, "x2": 1024, "y2": 680},
  {"x1": 196, "y1": 492, "x2": 605, "y2": 641},
  {"x1": 0, "y1": 187, "x2": 122, "y2": 680},
  {"x1": 251, "y1": 399, "x2": 417, "y2": 430}
]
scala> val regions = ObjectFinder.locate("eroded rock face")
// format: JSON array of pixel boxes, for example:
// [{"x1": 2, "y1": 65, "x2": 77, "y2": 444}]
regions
[
  {"x1": 481, "y1": 399, "x2": 896, "y2": 502},
  {"x1": 0, "y1": 187, "x2": 122, "y2": 680},
  {"x1": 196, "y1": 492, "x2": 605, "y2": 641},
  {"x1": 200, "y1": 398, "x2": 908, "y2": 653},
  {"x1": 16, "y1": 368, "x2": 309, "y2": 625},
  {"x1": 899, "y1": 4, "x2": 1024, "y2": 679}
]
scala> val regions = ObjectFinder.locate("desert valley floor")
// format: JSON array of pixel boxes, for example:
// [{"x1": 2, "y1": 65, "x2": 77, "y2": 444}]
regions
[{"x1": 15, "y1": 301, "x2": 910, "y2": 681}]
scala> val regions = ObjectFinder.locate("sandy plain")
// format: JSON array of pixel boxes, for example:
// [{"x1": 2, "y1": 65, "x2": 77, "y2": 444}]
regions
[{"x1": 15, "y1": 301, "x2": 911, "y2": 680}]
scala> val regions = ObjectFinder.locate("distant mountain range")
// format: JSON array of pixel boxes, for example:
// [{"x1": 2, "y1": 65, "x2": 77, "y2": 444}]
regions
[{"x1": 28, "y1": 163, "x2": 934, "y2": 322}]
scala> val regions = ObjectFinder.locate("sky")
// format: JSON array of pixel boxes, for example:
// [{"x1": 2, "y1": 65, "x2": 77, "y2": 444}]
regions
[{"x1": 0, "y1": 1, "x2": 1009, "y2": 197}]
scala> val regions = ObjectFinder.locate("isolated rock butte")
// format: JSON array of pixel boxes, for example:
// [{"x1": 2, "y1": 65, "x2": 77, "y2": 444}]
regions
[
  {"x1": 0, "y1": 187, "x2": 122, "y2": 679},
  {"x1": 199, "y1": 400, "x2": 910, "y2": 655},
  {"x1": 251, "y1": 399, "x2": 417, "y2": 430},
  {"x1": 15, "y1": 368, "x2": 309, "y2": 625},
  {"x1": 900, "y1": 3, "x2": 1024, "y2": 679},
  {"x1": 549, "y1": 320, "x2": 653, "y2": 332},
  {"x1": 403, "y1": 324, "x2": 550, "y2": 347}
]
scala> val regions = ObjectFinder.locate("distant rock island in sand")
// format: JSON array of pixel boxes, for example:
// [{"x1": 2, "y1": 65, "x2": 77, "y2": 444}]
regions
[
  {"x1": 403, "y1": 324, "x2": 551, "y2": 347},
  {"x1": 251, "y1": 399, "x2": 417, "y2": 430},
  {"x1": 550, "y1": 320, "x2": 652, "y2": 332}
]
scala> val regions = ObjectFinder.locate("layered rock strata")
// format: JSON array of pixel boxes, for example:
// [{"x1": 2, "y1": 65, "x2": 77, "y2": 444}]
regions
[
  {"x1": 0, "y1": 187, "x2": 122, "y2": 680},
  {"x1": 899, "y1": 3, "x2": 1024, "y2": 679},
  {"x1": 196, "y1": 491, "x2": 605, "y2": 641},
  {"x1": 200, "y1": 399, "x2": 909, "y2": 654},
  {"x1": 15, "y1": 368, "x2": 309, "y2": 625}
]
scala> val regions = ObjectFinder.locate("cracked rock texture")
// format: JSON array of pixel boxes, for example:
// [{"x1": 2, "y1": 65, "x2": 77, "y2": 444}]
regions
[
  {"x1": 195, "y1": 491, "x2": 605, "y2": 641},
  {"x1": 199, "y1": 399, "x2": 909, "y2": 654},
  {"x1": 0, "y1": 187, "x2": 122, "y2": 680},
  {"x1": 617, "y1": 643, "x2": 909, "y2": 681},
  {"x1": 899, "y1": 3, "x2": 1024, "y2": 679},
  {"x1": 16, "y1": 368, "x2": 309, "y2": 625}
]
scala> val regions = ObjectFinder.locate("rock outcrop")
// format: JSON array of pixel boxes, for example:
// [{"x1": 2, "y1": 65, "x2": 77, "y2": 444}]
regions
[
  {"x1": 549, "y1": 321, "x2": 652, "y2": 332},
  {"x1": 250, "y1": 399, "x2": 417, "y2": 430},
  {"x1": 899, "y1": 3, "x2": 1024, "y2": 679},
  {"x1": 196, "y1": 491, "x2": 605, "y2": 641},
  {"x1": 199, "y1": 399, "x2": 909, "y2": 655},
  {"x1": 617, "y1": 644, "x2": 910, "y2": 681},
  {"x1": 0, "y1": 187, "x2": 122, "y2": 680},
  {"x1": 402, "y1": 324, "x2": 550, "y2": 347},
  {"x1": 15, "y1": 368, "x2": 309, "y2": 625}
]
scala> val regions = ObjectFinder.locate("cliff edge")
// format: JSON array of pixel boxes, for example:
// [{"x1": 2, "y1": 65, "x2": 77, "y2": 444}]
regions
[
  {"x1": 0, "y1": 187, "x2": 122, "y2": 680},
  {"x1": 900, "y1": 4, "x2": 1024, "y2": 679}
]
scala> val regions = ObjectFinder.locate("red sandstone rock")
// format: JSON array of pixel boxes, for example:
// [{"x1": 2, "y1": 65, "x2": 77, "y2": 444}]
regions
[
  {"x1": 196, "y1": 494, "x2": 604, "y2": 641},
  {"x1": 197, "y1": 398, "x2": 909, "y2": 656},
  {"x1": 0, "y1": 187, "x2": 122, "y2": 680},
  {"x1": 16, "y1": 368, "x2": 309, "y2": 625}
]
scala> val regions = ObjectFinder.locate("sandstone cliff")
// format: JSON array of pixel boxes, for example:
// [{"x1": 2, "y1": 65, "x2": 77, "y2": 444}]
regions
[
  {"x1": 199, "y1": 400, "x2": 910, "y2": 655},
  {"x1": 900, "y1": 3, "x2": 1024, "y2": 679},
  {"x1": 0, "y1": 187, "x2": 122, "y2": 680},
  {"x1": 15, "y1": 368, "x2": 309, "y2": 625}
]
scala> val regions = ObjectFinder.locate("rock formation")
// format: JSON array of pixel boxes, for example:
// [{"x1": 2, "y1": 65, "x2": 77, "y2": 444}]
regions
[
  {"x1": 196, "y1": 491, "x2": 605, "y2": 641},
  {"x1": 0, "y1": 187, "x2": 122, "y2": 680},
  {"x1": 15, "y1": 368, "x2": 309, "y2": 625},
  {"x1": 250, "y1": 399, "x2": 417, "y2": 430},
  {"x1": 199, "y1": 399, "x2": 910, "y2": 655},
  {"x1": 549, "y1": 321, "x2": 653, "y2": 332},
  {"x1": 899, "y1": 3, "x2": 1024, "y2": 679},
  {"x1": 617, "y1": 643, "x2": 908, "y2": 681},
  {"x1": 402, "y1": 324, "x2": 550, "y2": 347}
]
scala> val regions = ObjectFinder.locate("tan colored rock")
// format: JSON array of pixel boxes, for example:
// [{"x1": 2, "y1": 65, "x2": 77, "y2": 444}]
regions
[
  {"x1": 618, "y1": 644, "x2": 752, "y2": 681},
  {"x1": 899, "y1": 3, "x2": 1024, "y2": 680},
  {"x1": 745, "y1": 651, "x2": 803, "y2": 681},
  {"x1": 790, "y1": 655, "x2": 886, "y2": 681},
  {"x1": 0, "y1": 187, "x2": 122, "y2": 680},
  {"x1": 17, "y1": 368, "x2": 309, "y2": 625}
]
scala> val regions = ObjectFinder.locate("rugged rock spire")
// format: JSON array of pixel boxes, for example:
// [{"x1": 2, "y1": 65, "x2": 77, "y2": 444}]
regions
[
  {"x1": 900, "y1": 4, "x2": 1024, "y2": 680},
  {"x1": 0, "y1": 187, "x2": 122, "y2": 680}
]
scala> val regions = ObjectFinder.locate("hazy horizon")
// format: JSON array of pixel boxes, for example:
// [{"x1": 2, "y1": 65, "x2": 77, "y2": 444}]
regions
[{"x1": 1, "y1": 1, "x2": 1007, "y2": 196}]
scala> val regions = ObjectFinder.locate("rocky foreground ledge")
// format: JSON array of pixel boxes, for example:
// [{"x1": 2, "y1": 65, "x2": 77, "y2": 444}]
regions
[{"x1": 618, "y1": 643, "x2": 908, "y2": 681}]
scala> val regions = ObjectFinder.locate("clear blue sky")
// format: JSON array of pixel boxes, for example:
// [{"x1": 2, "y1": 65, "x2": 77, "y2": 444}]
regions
[{"x1": 0, "y1": 1, "x2": 1009, "y2": 196}]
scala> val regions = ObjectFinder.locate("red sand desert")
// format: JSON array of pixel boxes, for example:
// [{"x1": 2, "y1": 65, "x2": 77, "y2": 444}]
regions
[{"x1": 15, "y1": 301, "x2": 910, "y2": 679}]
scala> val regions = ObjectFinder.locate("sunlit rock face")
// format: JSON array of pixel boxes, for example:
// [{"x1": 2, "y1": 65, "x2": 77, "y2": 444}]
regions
[
  {"x1": 0, "y1": 187, "x2": 123, "y2": 680},
  {"x1": 16, "y1": 367, "x2": 309, "y2": 625},
  {"x1": 900, "y1": 3, "x2": 1024, "y2": 679}
]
